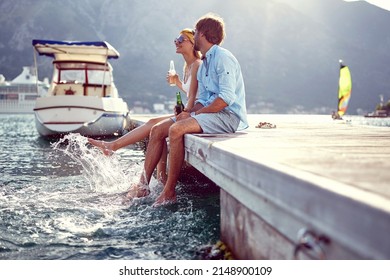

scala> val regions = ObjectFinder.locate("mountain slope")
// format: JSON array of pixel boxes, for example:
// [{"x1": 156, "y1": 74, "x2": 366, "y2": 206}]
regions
[{"x1": 0, "y1": 0, "x2": 389, "y2": 114}]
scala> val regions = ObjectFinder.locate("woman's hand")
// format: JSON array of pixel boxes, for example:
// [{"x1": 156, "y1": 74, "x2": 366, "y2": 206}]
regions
[{"x1": 166, "y1": 72, "x2": 178, "y2": 86}]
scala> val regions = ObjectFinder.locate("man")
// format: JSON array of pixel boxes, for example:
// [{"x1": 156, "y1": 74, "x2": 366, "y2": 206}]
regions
[{"x1": 128, "y1": 13, "x2": 248, "y2": 206}]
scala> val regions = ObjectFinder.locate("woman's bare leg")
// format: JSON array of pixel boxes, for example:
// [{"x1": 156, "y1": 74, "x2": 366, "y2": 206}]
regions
[
  {"x1": 88, "y1": 115, "x2": 172, "y2": 155},
  {"x1": 156, "y1": 140, "x2": 168, "y2": 184}
]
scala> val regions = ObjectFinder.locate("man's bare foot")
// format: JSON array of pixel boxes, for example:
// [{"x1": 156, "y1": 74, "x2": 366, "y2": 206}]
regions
[
  {"x1": 153, "y1": 190, "x2": 177, "y2": 207},
  {"x1": 88, "y1": 138, "x2": 113, "y2": 156},
  {"x1": 126, "y1": 184, "x2": 150, "y2": 200}
]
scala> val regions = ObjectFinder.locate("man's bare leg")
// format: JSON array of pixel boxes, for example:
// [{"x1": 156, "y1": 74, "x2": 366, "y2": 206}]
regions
[
  {"x1": 127, "y1": 119, "x2": 174, "y2": 199},
  {"x1": 154, "y1": 117, "x2": 202, "y2": 206}
]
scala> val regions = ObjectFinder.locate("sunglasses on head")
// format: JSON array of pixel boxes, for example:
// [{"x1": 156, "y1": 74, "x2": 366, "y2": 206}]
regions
[{"x1": 174, "y1": 35, "x2": 190, "y2": 44}]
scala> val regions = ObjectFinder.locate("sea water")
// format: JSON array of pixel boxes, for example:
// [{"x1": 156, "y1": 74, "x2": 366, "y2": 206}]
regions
[{"x1": 0, "y1": 114, "x2": 220, "y2": 260}]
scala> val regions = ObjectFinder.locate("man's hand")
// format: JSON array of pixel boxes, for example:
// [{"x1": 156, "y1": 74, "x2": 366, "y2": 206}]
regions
[{"x1": 176, "y1": 111, "x2": 191, "y2": 121}]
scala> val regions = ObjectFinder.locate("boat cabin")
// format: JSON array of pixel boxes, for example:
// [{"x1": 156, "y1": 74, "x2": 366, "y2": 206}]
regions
[
  {"x1": 32, "y1": 40, "x2": 120, "y2": 99},
  {"x1": 49, "y1": 61, "x2": 117, "y2": 98}
]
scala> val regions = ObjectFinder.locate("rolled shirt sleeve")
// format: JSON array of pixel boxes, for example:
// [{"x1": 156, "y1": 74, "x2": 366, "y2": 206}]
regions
[{"x1": 215, "y1": 55, "x2": 239, "y2": 106}]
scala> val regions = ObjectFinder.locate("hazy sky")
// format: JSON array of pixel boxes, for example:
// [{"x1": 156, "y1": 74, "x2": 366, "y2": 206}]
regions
[{"x1": 344, "y1": 0, "x2": 390, "y2": 11}]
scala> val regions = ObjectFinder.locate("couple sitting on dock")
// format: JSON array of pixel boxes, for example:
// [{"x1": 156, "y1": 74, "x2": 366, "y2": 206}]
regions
[{"x1": 89, "y1": 13, "x2": 248, "y2": 206}]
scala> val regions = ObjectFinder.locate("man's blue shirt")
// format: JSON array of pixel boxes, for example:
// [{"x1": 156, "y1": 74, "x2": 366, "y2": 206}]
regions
[{"x1": 197, "y1": 45, "x2": 248, "y2": 130}]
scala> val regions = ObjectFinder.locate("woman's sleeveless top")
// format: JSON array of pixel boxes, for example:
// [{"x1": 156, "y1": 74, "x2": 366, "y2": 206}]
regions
[{"x1": 182, "y1": 75, "x2": 191, "y2": 98}]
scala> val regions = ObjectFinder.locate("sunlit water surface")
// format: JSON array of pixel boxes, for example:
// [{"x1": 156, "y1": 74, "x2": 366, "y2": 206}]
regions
[{"x1": 0, "y1": 114, "x2": 220, "y2": 260}]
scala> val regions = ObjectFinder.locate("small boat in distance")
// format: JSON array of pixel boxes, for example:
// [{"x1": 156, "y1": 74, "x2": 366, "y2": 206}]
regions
[
  {"x1": 364, "y1": 95, "x2": 390, "y2": 118},
  {"x1": 32, "y1": 40, "x2": 130, "y2": 139},
  {"x1": 0, "y1": 66, "x2": 49, "y2": 114},
  {"x1": 332, "y1": 60, "x2": 352, "y2": 120}
]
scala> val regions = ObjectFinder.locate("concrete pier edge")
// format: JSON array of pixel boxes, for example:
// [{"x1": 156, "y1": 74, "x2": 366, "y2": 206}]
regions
[{"x1": 130, "y1": 114, "x2": 390, "y2": 259}]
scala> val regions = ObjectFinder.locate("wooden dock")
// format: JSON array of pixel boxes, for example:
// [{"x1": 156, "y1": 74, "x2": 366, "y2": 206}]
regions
[{"x1": 130, "y1": 114, "x2": 390, "y2": 259}]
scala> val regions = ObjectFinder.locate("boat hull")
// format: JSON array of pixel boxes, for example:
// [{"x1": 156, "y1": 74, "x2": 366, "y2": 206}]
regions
[
  {"x1": 364, "y1": 110, "x2": 389, "y2": 118},
  {"x1": 0, "y1": 66, "x2": 49, "y2": 114},
  {"x1": 0, "y1": 100, "x2": 36, "y2": 114},
  {"x1": 34, "y1": 95, "x2": 129, "y2": 138}
]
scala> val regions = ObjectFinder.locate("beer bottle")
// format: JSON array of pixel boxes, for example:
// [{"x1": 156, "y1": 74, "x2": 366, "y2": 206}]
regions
[
  {"x1": 175, "y1": 91, "x2": 184, "y2": 114},
  {"x1": 168, "y1": 60, "x2": 176, "y2": 86}
]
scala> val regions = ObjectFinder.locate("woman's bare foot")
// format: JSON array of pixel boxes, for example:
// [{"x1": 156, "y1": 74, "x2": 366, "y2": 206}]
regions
[
  {"x1": 126, "y1": 184, "x2": 150, "y2": 200},
  {"x1": 153, "y1": 190, "x2": 177, "y2": 207},
  {"x1": 88, "y1": 138, "x2": 114, "y2": 156}
]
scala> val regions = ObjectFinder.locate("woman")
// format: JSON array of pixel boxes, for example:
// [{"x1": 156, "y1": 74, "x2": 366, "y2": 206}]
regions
[{"x1": 88, "y1": 28, "x2": 201, "y2": 183}]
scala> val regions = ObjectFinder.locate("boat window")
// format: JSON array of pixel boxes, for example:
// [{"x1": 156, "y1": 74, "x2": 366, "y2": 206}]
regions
[
  {"x1": 87, "y1": 70, "x2": 111, "y2": 85},
  {"x1": 59, "y1": 70, "x2": 85, "y2": 84}
]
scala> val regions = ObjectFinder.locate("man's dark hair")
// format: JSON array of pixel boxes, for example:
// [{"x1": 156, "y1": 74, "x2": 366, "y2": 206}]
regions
[{"x1": 195, "y1": 13, "x2": 225, "y2": 45}]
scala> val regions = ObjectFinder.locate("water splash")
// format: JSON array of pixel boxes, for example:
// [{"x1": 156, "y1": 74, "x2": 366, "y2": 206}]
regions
[
  {"x1": 0, "y1": 115, "x2": 220, "y2": 260},
  {"x1": 51, "y1": 133, "x2": 134, "y2": 193}
]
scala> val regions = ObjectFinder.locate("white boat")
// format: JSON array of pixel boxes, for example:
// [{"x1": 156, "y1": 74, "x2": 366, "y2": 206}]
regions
[
  {"x1": 32, "y1": 40, "x2": 130, "y2": 139},
  {"x1": 0, "y1": 66, "x2": 49, "y2": 114}
]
